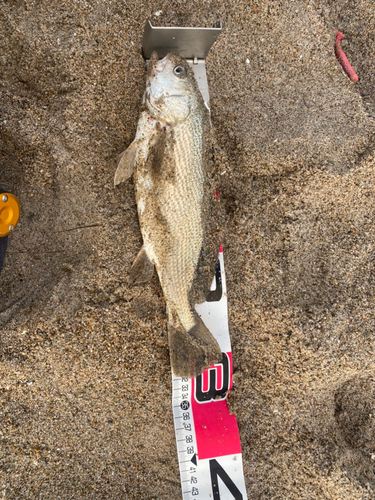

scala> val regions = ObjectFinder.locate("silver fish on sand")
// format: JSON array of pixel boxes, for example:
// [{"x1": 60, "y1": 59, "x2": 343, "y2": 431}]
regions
[{"x1": 114, "y1": 52, "x2": 222, "y2": 378}]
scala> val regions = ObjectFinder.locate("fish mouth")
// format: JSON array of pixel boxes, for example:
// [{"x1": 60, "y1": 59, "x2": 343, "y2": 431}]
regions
[
  {"x1": 149, "y1": 52, "x2": 171, "y2": 73},
  {"x1": 146, "y1": 93, "x2": 191, "y2": 125},
  {"x1": 147, "y1": 93, "x2": 186, "y2": 107}
]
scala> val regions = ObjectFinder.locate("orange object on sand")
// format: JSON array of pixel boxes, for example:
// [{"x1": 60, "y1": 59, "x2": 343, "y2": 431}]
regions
[{"x1": 0, "y1": 192, "x2": 20, "y2": 236}]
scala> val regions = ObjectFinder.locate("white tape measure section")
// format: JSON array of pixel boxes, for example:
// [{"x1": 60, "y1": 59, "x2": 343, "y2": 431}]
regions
[
  {"x1": 172, "y1": 376, "x2": 199, "y2": 498},
  {"x1": 172, "y1": 250, "x2": 248, "y2": 499}
]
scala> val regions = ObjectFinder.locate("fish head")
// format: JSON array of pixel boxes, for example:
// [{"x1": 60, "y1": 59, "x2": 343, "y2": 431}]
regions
[{"x1": 145, "y1": 52, "x2": 202, "y2": 127}]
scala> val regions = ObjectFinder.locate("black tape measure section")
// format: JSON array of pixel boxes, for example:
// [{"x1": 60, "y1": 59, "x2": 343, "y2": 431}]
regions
[
  {"x1": 206, "y1": 259, "x2": 222, "y2": 302},
  {"x1": 0, "y1": 236, "x2": 8, "y2": 273}
]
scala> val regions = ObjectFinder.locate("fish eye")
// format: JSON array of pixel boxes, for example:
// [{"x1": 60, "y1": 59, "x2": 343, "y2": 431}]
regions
[{"x1": 173, "y1": 65, "x2": 187, "y2": 78}]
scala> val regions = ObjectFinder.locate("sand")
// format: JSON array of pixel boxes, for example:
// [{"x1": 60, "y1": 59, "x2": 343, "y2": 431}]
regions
[{"x1": 0, "y1": 1, "x2": 374, "y2": 498}]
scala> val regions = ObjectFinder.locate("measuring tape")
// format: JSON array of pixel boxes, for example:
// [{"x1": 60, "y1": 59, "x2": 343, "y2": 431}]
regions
[{"x1": 172, "y1": 248, "x2": 248, "y2": 499}]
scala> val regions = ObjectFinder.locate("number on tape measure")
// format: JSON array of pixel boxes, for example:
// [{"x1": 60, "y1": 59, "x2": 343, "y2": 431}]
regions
[
  {"x1": 172, "y1": 251, "x2": 248, "y2": 500},
  {"x1": 209, "y1": 459, "x2": 243, "y2": 500}
]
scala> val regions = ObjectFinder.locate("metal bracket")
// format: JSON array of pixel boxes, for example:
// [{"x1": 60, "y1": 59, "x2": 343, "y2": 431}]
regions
[{"x1": 142, "y1": 21, "x2": 222, "y2": 104}]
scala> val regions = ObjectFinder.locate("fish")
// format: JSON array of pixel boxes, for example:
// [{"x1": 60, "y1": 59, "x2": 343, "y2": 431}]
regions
[{"x1": 114, "y1": 51, "x2": 222, "y2": 378}]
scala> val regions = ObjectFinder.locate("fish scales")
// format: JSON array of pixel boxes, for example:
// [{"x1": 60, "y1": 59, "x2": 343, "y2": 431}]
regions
[
  {"x1": 159, "y1": 117, "x2": 205, "y2": 331},
  {"x1": 115, "y1": 52, "x2": 222, "y2": 377}
]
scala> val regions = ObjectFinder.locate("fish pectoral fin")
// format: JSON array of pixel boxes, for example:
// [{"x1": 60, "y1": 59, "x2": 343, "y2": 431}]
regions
[
  {"x1": 128, "y1": 246, "x2": 155, "y2": 284},
  {"x1": 114, "y1": 141, "x2": 138, "y2": 186},
  {"x1": 168, "y1": 315, "x2": 222, "y2": 378}
]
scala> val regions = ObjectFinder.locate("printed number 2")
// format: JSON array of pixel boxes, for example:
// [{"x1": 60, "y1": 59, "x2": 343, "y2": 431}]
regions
[{"x1": 209, "y1": 459, "x2": 243, "y2": 500}]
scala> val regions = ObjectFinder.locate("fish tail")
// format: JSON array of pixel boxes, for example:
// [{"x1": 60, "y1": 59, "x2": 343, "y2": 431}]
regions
[{"x1": 168, "y1": 314, "x2": 222, "y2": 378}]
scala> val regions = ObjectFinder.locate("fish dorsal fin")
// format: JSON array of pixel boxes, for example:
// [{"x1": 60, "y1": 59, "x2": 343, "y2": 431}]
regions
[{"x1": 114, "y1": 141, "x2": 138, "y2": 186}]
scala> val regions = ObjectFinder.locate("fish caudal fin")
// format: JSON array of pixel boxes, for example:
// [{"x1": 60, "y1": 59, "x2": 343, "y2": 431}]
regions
[
  {"x1": 114, "y1": 141, "x2": 138, "y2": 186},
  {"x1": 129, "y1": 246, "x2": 155, "y2": 284},
  {"x1": 168, "y1": 315, "x2": 222, "y2": 378}
]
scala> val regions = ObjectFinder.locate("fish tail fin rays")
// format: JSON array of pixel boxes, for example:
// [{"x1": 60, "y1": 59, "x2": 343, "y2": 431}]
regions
[
  {"x1": 114, "y1": 141, "x2": 138, "y2": 186},
  {"x1": 168, "y1": 314, "x2": 222, "y2": 378},
  {"x1": 128, "y1": 246, "x2": 155, "y2": 284}
]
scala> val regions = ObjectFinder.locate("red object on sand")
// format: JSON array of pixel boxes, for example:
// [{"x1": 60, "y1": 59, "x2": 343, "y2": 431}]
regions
[{"x1": 334, "y1": 31, "x2": 358, "y2": 82}]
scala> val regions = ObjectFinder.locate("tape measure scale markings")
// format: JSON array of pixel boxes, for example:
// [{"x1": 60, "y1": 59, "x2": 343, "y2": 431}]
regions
[
  {"x1": 172, "y1": 249, "x2": 248, "y2": 500},
  {"x1": 0, "y1": 193, "x2": 20, "y2": 237}
]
